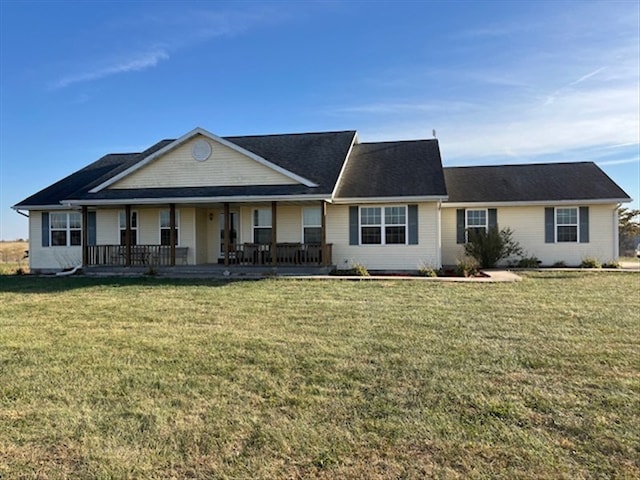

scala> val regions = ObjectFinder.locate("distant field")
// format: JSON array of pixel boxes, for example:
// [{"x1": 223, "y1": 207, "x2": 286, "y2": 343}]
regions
[
  {"x1": 0, "y1": 272, "x2": 638, "y2": 479},
  {"x1": 0, "y1": 241, "x2": 28, "y2": 274}
]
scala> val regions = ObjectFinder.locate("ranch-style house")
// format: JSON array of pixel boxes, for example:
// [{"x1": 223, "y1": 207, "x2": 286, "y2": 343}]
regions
[{"x1": 13, "y1": 127, "x2": 631, "y2": 273}]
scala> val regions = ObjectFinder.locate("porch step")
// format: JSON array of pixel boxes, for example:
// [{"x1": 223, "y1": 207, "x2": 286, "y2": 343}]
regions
[{"x1": 83, "y1": 265, "x2": 335, "y2": 278}]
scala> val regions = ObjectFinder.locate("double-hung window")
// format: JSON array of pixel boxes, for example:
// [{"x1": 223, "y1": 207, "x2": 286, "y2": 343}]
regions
[
  {"x1": 253, "y1": 209, "x2": 272, "y2": 244},
  {"x1": 556, "y1": 207, "x2": 578, "y2": 242},
  {"x1": 360, "y1": 207, "x2": 382, "y2": 244},
  {"x1": 159, "y1": 210, "x2": 179, "y2": 245},
  {"x1": 50, "y1": 212, "x2": 82, "y2": 246},
  {"x1": 360, "y1": 206, "x2": 407, "y2": 245},
  {"x1": 302, "y1": 207, "x2": 322, "y2": 244},
  {"x1": 119, "y1": 211, "x2": 138, "y2": 245},
  {"x1": 384, "y1": 206, "x2": 406, "y2": 244},
  {"x1": 466, "y1": 209, "x2": 487, "y2": 241},
  {"x1": 456, "y1": 208, "x2": 497, "y2": 244},
  {"x1": 545, "y1": 206, "x2": 588, "y2": 244}
]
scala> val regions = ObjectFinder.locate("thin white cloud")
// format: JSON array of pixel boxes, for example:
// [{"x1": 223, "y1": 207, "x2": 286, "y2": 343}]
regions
[
  {"x1": 569, "y1": 66, "x2": 607, "y2": 86},
  {"x1": 330, "y1": 101, "x2": 475, "y2": 115},
  {"x1": 350, "y1": 79, "x2": 639, "y2": 165},
  {"x1": 597, "y1": 158, "x2": 640, "y2": 167},
  {"x1": 52, "y1": 49, "x2": 169, "y2": 89},
  {"x1": 599, "y1": 142, "x2": 638, "y2": 150},
  {"x1": 335, "y1": 20, "x2": 639, "y2": 166},
  {"x1": 544, "y1": 66, "x2": 609, "y2": 105},
  {"x1": 50, "y1": 5, "x2": 291, "y2": 90}
]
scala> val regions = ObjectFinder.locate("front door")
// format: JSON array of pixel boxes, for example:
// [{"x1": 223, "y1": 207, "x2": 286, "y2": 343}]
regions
[{"x1": 219, "y1": 212, "x2": 239, "y2": 259}]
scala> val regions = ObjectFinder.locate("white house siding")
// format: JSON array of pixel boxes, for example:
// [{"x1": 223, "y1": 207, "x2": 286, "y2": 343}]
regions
[
  {"x1": 195, "y1": 208, "x2": 208, "y2": 265},
  {"x1": 137, "y1": 209, "x2": 158, "y2": 245},
  {"x1": 93, "y1": 207, "x2": 196, "y2": 264},
  {"x1": 239, "y1": 206, "x2": 253, "y2": 245},
  {"x1": 441, "y1": 204, "x2": 619, "y2": 266},
  {"x1": 178, "y1": 208, "x2": 196, "y2": 264},
  {"x1": 326, "y1": 203, "x2": 440, "y2": 271},
  {"x1": 110, "y1": 135, "x2": 298, "y2": 189},
  {"x1": 205, "y1": 208, "x2": 218, "y2": 263},
  {"x1": 273, "y1": 204, "x2": 303, "y2": 242},
  {"x1": 234, "y1": 204, "x2": 304, "y2": 244},
  {"x1": 441, "y1": 208, "x2": 461, "y2": 266},
  {"x1": 96, "y1": 209, "x2": 119, "y2": 244},
  {"x1": 28, "y1": 210, "x2": 82, "y2": 271}
]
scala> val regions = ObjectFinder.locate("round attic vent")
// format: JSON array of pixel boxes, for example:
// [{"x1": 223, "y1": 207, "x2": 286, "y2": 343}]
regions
[{"x1": 192, "y1": 139, "x2": 212, "y2": 162}]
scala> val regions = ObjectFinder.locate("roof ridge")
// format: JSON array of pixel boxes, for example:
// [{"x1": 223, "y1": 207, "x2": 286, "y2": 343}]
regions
[
  {"x1": 224, "y1": 130, "x2": 357, "y2": 139},
  {"x1": 358, "y1": 138, "x2": 439, "y2": 145},
  {"x1": 444, "y1": 161, "x2": 595, "y2": 170}
]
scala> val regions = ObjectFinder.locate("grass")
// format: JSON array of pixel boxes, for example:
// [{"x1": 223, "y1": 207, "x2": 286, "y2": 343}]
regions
[{"x1": 1, "y1": 272, "x2": 638, "y2": 479}]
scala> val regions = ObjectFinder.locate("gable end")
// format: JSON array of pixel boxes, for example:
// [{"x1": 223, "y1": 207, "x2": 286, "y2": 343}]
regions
[{"x1": 90, "y1": 128, "x2": 318, "y2": 193}]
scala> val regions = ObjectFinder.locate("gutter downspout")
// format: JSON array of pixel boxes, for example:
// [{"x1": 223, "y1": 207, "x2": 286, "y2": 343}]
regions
[
  {"x1": 614, "y1": 204, "x2": 621, "y2": 259},
  {"x1": 436, "y1": 201, "x2": 442, "y2": 269}
]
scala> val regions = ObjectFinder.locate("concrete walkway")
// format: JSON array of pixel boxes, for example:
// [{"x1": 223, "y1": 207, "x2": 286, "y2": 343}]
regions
[
  {"x1": 284, "y1": 270, "x2": 522, "y2": 283},
  {"x1": 620, "y1": 259, "x2": 640, "y2": 270},
  {"x1": 83, "y1": 265, "x2": 638, "y2": 281}
]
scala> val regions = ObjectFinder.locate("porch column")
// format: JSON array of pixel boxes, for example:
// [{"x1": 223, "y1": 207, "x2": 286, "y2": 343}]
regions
[
  {"x1": 320, "y1": 201, "x2": 327, "y2": 266},
  {"x1": 169, "y1": 203, "x2": 176, "y2": 266},
  {"x1": 125, "y1": 204, "x2": 132, "y2": 266},
  {"x1": 271, "y1": 201, "x2": 277, "y2": 266},
  {"x1": 82, "y1": 206, "x2": 88, "y2": 267},
  {"x1": 223, "y1": 203, "x2": 230, "y2": 266}
]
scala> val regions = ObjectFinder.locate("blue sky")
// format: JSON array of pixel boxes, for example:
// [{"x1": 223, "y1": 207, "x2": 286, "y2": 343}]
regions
[{"x1": 1, "y1": 0, "x2": 638, "y2": 240}]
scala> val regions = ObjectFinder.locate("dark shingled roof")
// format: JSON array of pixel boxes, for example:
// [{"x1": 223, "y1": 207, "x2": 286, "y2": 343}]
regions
[
  {"x1": 226, "y1": 130, "x2": 356, "y2": 193},
  {"x1": 13, "y1": 140, "x2": 174, "y2": 207},
  {"x1": 335, "y1": 140, "x2": 448, "y2": 198},
  {"x1": 14, "y1": 132, "x2": 355, "y2": 207},
  {"x1": 14, "y1": 129, "x2": 631, "y2": 209},
  {"x1": 443, "y1": 162, "x2": 631, "y2": 203}
]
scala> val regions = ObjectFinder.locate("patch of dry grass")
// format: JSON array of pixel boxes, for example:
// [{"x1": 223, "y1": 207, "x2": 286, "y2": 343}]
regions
[{"x1": 0, "y1": 241, "x2": 29, "y2": 274}]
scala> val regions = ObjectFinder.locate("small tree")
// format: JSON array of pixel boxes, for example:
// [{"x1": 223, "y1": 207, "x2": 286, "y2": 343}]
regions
[
  {"x1": 619, "y1": 208, "x2": 640, "y2": 255},
  {"x1": 464, "y1": 227, "x2": 523, "y2": 268}
]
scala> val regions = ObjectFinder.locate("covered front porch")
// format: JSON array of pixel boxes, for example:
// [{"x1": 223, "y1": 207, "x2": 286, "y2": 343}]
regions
[
  {"x1": 85, "y1": 242, "x2": 331, "y2": 267},
  {"x1": 80, "y1": 201, "x2": 333, "y2": 268}
]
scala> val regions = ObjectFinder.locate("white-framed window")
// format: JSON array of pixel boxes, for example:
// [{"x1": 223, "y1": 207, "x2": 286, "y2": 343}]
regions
[
  {"x1": 302, "y1": 207, "x2": 322, "y2": 244},
  {"x1": 159, "y1": 210, "x2": 180, "y2": 246},
  {"x1": 50, "y1": 212, "x2": 82, "y2": 246},
  {"x1": 253, "y1": 208, "x2": 272, "y2": 244},
  {"x1": 119, "y1": 210, "x2": 138, "y2": 245},
  {"x1": 360, "y1": 206, "x2": 407, "y2": 245},
  {"x1": 556, "y1": 207, "x2": 578, "y2": 242},
  {"x1": 466, "y1": 209, "x2": 488, "y2": 241}
]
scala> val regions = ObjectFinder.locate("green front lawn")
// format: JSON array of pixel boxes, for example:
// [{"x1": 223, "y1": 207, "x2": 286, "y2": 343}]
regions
[{"x1": 1, "y1": 272, "x2": 638, "y2": 479}]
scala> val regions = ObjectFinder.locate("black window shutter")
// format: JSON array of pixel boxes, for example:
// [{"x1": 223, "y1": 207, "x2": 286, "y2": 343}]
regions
[
  {"x1": 88, "y1": 211, "x2": 97, "y2": 246},
  {"x1": 456, "y1": 209, "x2": 465, "y2": 244},
  {"x1": 544, "y1": 208, "x2": 555, "y2": 243},
  {"x1": 408, "y1": 205, "x2": 418, "y2": 245},
  {"x1": 349, "y1": 206, "x2": 359, "y2": 245},
  {"x1": 488, "y1": 208, "x2": 498, "y2": 229},
  {"x1": 41, "y1": 212, "x2": 50, "y2": 247},
  {"x1": 579, "y1": 206, "x2": 589, "y2": 243}
]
